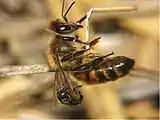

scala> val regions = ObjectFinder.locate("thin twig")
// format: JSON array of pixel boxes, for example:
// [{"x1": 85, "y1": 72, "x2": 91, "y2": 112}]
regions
[
  {"x1": 0, "y1": 64, "x2": 55, "y2": 77},
  {"x1": 85, "y1": 6, "x2": 137, "y2": 46}
]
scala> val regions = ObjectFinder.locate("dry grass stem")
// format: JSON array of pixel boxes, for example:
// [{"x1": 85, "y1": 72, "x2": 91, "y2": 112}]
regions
[
  {"x1": 85, "y1": 6, "x2": 137, "y2": 48},
  {"x1": 0, "y1": 64, "x2": 55, "y2": 77}
]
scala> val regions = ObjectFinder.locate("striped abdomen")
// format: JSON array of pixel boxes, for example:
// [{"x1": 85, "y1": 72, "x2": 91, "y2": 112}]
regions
[{"x1": 74, "y1": 56, "x2": 135, "y2": 84}]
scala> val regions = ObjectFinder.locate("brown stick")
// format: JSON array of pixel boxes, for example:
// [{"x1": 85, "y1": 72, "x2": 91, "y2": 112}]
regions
[{"x1": 0, "y1": 64, "x2": 54, "y2": 77}]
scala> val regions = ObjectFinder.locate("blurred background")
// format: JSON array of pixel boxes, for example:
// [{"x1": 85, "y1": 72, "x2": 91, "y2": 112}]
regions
[{"x1": 0, "y1": 0, "x2": 159, "y2": 119}]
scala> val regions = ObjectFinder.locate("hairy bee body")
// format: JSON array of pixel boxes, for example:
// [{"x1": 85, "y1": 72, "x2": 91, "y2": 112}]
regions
[
  {"x1": 47, "y1": 35, "x2": 83, "y2": 68},
  {"x1": 47, "y1": 0, "x2": 135, "y2": 107}
]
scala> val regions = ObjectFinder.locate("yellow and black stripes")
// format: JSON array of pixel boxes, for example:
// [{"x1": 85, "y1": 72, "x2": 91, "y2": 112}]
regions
[{"x1": 74, "y1": 56, "x2": 135, "y2": 84}]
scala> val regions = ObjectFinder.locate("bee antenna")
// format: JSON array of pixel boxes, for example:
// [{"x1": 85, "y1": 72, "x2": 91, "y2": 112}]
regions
[
  {"x1": 62, "y1": 0, "x2": 65, "y2": 17},
  {"x1": 62, "y1": 1, "x2": 76, "y2": 23}
]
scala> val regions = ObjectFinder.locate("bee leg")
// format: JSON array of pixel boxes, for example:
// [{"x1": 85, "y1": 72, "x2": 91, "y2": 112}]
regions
[
  {"x1": 74, "y1": 35, "x2": 89, "y2": 44},
  {"x1": 88, "y1": 37, "x2": 101, "y2": 48},
  {"x1": 73, "y1": 85, "x2": 83, "y2": 102},
  {"x1": 76, "y1": 15, "x2": 87, "y2": 25},
  {"x1": 72, "y1": 52, "x2": 115, "y2": 71},
  {"x1": 70, "y1": 64, "x2": 91, "y2": 72},
  {"x1": 98, "y1": 52, "x2": 115, "y2": 66},
  {"x1": 72, "y1": 49, "x2": 90, "y2": 59},
  {"x1": 61, "y1": 49, "x2": 90, "y2": 62},
  {"x1": 87, "y1": 52, "x2": 101, "y2": 58},
  {"x1": 104, "y1": 51, "x2": 114, "y2": 57},
  {"x1": 73, "y1": 85, "x2": 83, "y2": 91},
  {"x1": 84, "y1": 52, "x2": 114, "y2": 63}
]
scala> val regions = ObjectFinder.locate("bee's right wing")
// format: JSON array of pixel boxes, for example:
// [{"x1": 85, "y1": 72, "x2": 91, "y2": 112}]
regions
[
  {"x1": 52, "y1": 71, "x2": 58, "y2": 107},
  {"x1": 52, "y1": 51, "x2": 77, "y2": 107},
  {"x1": 52, "y1": 70, "x2": 69, "y2": 107},
  {"x1": 52, "y1": 69, "x2": 69, "y2": 107}
]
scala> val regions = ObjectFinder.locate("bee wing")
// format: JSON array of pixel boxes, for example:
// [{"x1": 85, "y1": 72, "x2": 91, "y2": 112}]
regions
[
  {"x1": 118, "y1": 67, "x2": 159, "y2": 102},
  {"x1": 58, "y1": 70, "x2": 77, "y2": 94},
  {"x1": 52, "y1": 69, "x2": 72, "y2": 107},
  {"x1": 129, "y1": 67, "x2": 159, "y2": 81},
  {"x1": 52, "y1": 71, "x2": 59, "y2": 107},
  {"x1": 52, "y1": 71, "x2": 72, "y2": 105}
]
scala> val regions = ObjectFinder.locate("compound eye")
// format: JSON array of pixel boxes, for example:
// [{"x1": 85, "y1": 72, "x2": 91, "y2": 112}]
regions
[{"x1": 56, "y1": 25, "x2": 72, "y2": 34}]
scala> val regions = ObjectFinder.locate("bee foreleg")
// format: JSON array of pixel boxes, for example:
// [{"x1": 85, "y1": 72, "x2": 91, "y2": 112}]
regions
[
  {"x1": 76, "y1": 15, "x2": 87, "y2": 25},
  {"x1": 86, "y1": 52, "x2": 101, "y2": 58},
  {"x1": 61, "y1": 49, "x2": 89, "y2": 62},
  {"x1": 74, "y1": 35, "x2": 90, "y2": 44},
  {"x1": 104, "y1": 51, "x2": 115, "y2": 57}
]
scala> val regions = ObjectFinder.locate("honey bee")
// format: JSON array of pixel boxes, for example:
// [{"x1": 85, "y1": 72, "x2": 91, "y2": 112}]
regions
[{"x1": 47, "y1": 0, "x2": 135, "y2": 107}]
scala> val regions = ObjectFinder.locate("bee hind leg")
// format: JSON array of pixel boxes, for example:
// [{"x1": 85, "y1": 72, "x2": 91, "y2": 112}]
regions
[
  {"x1": 73, "y1": 85, "x2": 83, "y2": 103},
  {"x1": 73, "y1": 85, "x2": 83, "y2": 91},
  {"x1": 105, "y1": 51, "x2": 115, "y2": 57},
  {"x1": 87, "y1": 52, "x2": 101, "y2": 58}
]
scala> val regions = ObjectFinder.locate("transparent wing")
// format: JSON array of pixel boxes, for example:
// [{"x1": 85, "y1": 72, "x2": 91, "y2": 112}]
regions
[
  {"x1": 52, "y1": 69, "x2": 74, "y2": 107},
  {"x1": 53, "y1": 72, "x2": 72, "y2": 107},
  {"x1": 118, "y1": 66, "x2": 159, "y2": 102},
  {"x1": 52, "y1": 49, "x2": 80, "y2": 105},
  {"x1": 129, "y1": 67, "x2": 159, "y2": 81},
  {"x1": 56, "y1": 69, "x2": 77, "y2": 96},
  {"x1": 52, "y1": 71, "x2": 58, "y2": 107}
]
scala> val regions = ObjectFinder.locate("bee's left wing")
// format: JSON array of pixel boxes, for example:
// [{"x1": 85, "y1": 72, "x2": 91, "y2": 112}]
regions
[{"x1": 129, "y1": 67, "x2": 159, "y2": 81}]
